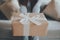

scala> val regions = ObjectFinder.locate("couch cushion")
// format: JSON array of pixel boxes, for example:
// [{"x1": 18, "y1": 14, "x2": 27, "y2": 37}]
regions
[
  {"x1": 48, "y1": 20, "x2": 60, "y2": 38},
  {"x1": 48, "y1": 20, "x2": 60, "y2": 30}
]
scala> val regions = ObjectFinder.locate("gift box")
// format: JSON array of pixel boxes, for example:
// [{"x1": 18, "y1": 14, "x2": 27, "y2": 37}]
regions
[
  {"x1": 12, "y1": 13, "x2": 48, "y2": 36},
  {"x1": 43, "y1": 0, "x2": 60, "y2": 20}
]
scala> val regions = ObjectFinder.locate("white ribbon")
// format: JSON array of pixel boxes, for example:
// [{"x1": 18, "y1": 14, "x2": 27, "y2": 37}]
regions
[
  {"x1": 19, "y1": 13, "x2": 44, "y2": 25},
  {"x1": 19, "y1": 13, "x2": 45, "y2": 36}
]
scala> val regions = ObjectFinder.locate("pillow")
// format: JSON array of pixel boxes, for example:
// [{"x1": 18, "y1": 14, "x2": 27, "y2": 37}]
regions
[
  {"x1": 43, "y1": 0, "x2": 60, "y2": 20},
  {"x1": 0, "y1": 0, "x2": 20, "y2": 19}
]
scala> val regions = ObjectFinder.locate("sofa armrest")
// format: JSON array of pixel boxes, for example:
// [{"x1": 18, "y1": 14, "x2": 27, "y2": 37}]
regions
[{"x1": 0, "y1": 20, "x2": 11, "y2": 30}]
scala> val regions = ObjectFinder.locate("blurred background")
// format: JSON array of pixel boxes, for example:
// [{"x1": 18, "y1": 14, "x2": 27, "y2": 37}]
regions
[{"x1": 0, "y1": 0, "x2": 60, "y2": 40}]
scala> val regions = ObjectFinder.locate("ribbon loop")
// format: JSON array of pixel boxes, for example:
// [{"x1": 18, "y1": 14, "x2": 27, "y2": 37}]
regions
[{"x1": 19, "y1": 13, "x2": 43, "y2": 25}]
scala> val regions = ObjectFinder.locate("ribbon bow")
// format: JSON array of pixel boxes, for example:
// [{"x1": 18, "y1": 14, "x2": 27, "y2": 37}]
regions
[{"x1": 19, "y1": 13, "x2": 43, "y2": 25}]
